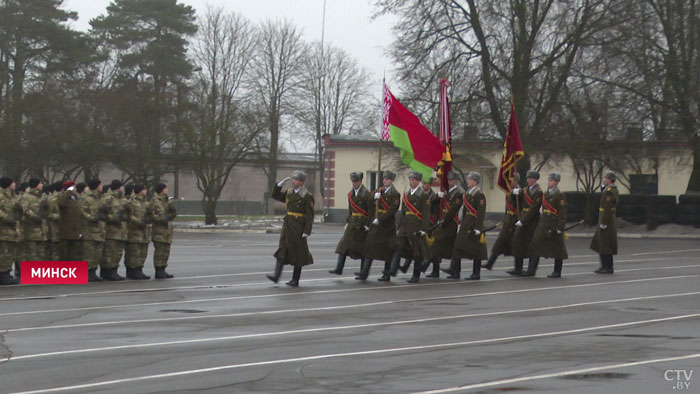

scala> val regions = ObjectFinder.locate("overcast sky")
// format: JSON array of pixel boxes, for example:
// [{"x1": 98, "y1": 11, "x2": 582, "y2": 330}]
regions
[{"x1": 63, "y1": 0, "x2": 398, "y2": 89}]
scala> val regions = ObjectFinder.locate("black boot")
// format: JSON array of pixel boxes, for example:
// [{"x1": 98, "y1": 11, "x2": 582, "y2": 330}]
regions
[
  {"x1": 399, "y1": 258, "x2": 411, "y2": 273},
  {"x1": 329, "y1": 254, "x2": 346, "y2": 275},
  {"x1": 130, "y1": 267, "x2": 150, "y2": 280},
  {"x1": 286, "y1": 266, "x2": 301, "y2": 287},
  {"x1": 0, "y1": 271, "x2": 19, "y2": 285},
  {"x1": 107, "y1": 268, "x2": 125, "y2": 281},
  {"x1": 426, "y1": 259, "x2": 440, "y2": 278},
  {"x1": 602, "y1": 255, "x2": 614, "y2": 274},
  {"x1": 444, "y1": 258, "x2": 461, "y2": 279},
  {"x1": 548, "y1": 259, "x2": 563, "y2": 278},
  {"x1": 407, "y1": 259, "x2": 421, "y2": 283},
  {"x1": 14, "y1": 261, "x2": 21, "y2": 280},
  {"x1": 378, "y1": 260, "x2": 391, "y2": 281},
  {"x1": 155, "y1": 267, "x2": 174, "y2": 279},
  {"x1": 466, "y1": 260, "x2": 481, "y2": 280},
  {"x1": 482, "y1": 254, "x2": 497, "y2": 270},
  {"x1": 389, "y1": 251, "x2": 401, "y2": 276},
  {"x1": 521, "y1": 257, "x2": 539, "y2": 277},
  {"x1": 88, "y1": 268, "x2": 104, "y2": 282},
  {"x1": 420, "y1": 259, "x2": 430, "y2": 273},
  {"x1": 594, "y1": 254, "x2": 606, "y2": 274},
  {"x1": 266, "y1": 260, "x2": 284, "y2": 283},
  {"x1": 99, "y1": 267, "x2": 111, "y2": 280},
  {"x1": 355, "y1": 259, "x2": 372, "y2": 280},
  {"x1": 507, "y1": 258, "x2": 524, "y2": 276}
]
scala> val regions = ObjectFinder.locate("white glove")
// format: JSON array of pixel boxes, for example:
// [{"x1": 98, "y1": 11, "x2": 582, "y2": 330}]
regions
[
  {"x1": 301, "y1": 233, "x2": 309, "y2": 238},
  {"x1": 515, "y1": 220, "x2": 523, "y2": 227},
  {"x1": 277, "y1": 177, "x2": 290, "y2": 187},
  {"x1": 600, "y1": 224, "x2": 607, "y2": 230},
  {"x1": 419, "y1": 230, "x2": 426, "y2": 236},
  {"x1": 556, "y1": 230, "x2": 562, "y2": 234},
  {"x1": 437, "y1": 191, "x2": 445, "y2": 198},
  {"x1": 344, "y1": 223, "x2": 348, "y2": 230},
  {"x1": 364, "y1": 225, "x2": 369, "y2": 231},
  {"x1": 374, "y1": 192, "x2": 381, "y2": 200},
  {"x1": 512, "y1": 188, "x2": 520, "y2": 195},
  {"x1": 372, "y1": 218, "x2": 379, "y2": 225},
  {"x1": 473, "y1": 230, "x2": 481, "y2": 236}
]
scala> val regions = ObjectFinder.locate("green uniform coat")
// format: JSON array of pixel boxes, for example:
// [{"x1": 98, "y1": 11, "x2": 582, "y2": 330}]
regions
[
  {"x1": 490, "y1": 192, "x2": 521, "y2": 257},
  {"x1": 272, "y1": 185, "x2": 314, "y2": 267},
  {"x1": 511, "y1": 184, "x2": 543, "y2": 258},
  {"x1": 529, "y1": 187, "x2": 568, "y2": 259},
  {"x1": 57, "y1": 190, "x2": 82, "y2": 241},
  {"x1": 452, "y1": 187, "x2": 488, "y2": 260},
  {"x1": 362, "y1": 185, "x2": 401, "y2": 261},
  {"x1": 430, "y1": 186, "x2": 463, "y2": 260},
  {"x1": 590, "y1": 184, "x2": 619, "y2": 255},
  {"x1": 334, "y1": 185, "x2": 374, "y2": 259},
  {"x1": 396, "y1": 187, "x2": 431, "y2": 261}
]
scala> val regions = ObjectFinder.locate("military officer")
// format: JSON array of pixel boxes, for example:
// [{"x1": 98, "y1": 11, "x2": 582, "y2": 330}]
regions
[
  {"x1": 101, "y1": 180, "x2": 128, "y2": 281},
  {"x1": 526, "y1": 173, "x2": 568, "y2": 278},
  {"x1": 483, "y1": 173, "x2": 521, "y2": 270},
  {"x1": 330, "y1": 172, "x2": 373, "y2": 275},
  {"x1": 591, "y1": 171, "x2": 619, "y2": 274},
  {"x1": 126, "y1": 184, "x2": 151, "y2": 280},
  {"x1": 424, "y1": 171, "x2": 463, "y2": 278},
  {"x1": 446, "y1": 172, "x2": 487, "y2": 280},
  {"x1": 267, "y1": 170, "x2": 314, "y2": 287},
  {"x1": 0, "y1": 177, "x2": 20, "y2": 285},
  {"x1": 19, "y1": 178, "x2": 48, "y2": 273},
  {"x1": 390, "y1": 171, "x2": 431, "y2": 283},
  {"x1": 150, "y1": 182, "x2": 176, "y2": 279},
  {"x1": 509, "y1": 170, "x2": 543, "y2": 275},
  {"x1": 81, "y1": 179, "x2": 107, "y2": 282},
  {"x1": 355, "y1": 171, "x2": 401, "y2": 281},
  {"x1": 400, "y1": 179, "x2": 439, "y2": 274},
  {"x1": 57, "y1": 180, "x2": 83, "y2": 262}
]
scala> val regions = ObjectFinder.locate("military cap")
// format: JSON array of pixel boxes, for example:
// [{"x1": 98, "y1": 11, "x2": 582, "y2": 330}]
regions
[
  {"x1": 76, "y1": 182, "x2": 87, "y2": 193},
  {"x1": 154, "y1": 182, "x2": 167, "y2": 194},
  {"x1": 110, "y1": 179, "x2": 123, "y2": 190},
  {"x1": 446, "y1": 171, "x2": 458, "y2": 180},
  {"x1": 61, "y1": 180, "x2": 75, "y2": 190},
  {"x1": 526, "y1": 170, "x2": 540, "y2": 179},
  {"x1": 87, "y1": 179, "x2": 101, "y2": 190},
  {"x1": 382, "y1": 170, "x2": 396, "y2": 180},
  {"x1": 408, "y1": 171, "x2": 423, "y2": 181},
  {"x1": 133, "y1": 184, "x2": 145, "y2": 194},
  {"x1": 51, "y1": 181, "x2": 63, "y2": 192},
  {"x1": 29, "y1": 178, "x2": 41, "y2": 189},
  {"x1": 349, "y1": 172, "x2": 363, "y2": 182},
  {"x1": 548, "y1": 173, "x2": 561, "y2": 182},
  {"x1": 467, "y1": 171, "x2": 482, "y2": 184},
  {"x1": 292, "y1": 170, "x2": 307, "y2": 182},
  {"x1": 0, "y1": 177, "x2": 13, "y2": 189},
  {"x1": 604, "y1": 171, "x2": 616, "y2": 182}
]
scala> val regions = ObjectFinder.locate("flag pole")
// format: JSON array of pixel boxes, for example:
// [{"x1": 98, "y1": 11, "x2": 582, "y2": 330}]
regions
[{"x1": 510, "y1": 94, "x2": 521, "y2": 221}]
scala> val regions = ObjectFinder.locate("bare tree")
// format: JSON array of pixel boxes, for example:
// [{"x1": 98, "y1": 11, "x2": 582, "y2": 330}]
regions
[
  {"x1": 249, "y1": 20, "x2": 305, "y2": 213},
  {"x1": 185, "y1": 7, "x2": 260, "y2": 224}
]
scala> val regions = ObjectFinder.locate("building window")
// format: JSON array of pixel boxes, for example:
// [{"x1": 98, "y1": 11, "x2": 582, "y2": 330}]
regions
[{"x1": 368, "y1": 171, "x2": 384, "y2": 191}]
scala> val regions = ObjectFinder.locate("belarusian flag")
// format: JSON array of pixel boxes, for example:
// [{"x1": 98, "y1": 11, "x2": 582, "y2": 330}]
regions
[{"x1": 381, "y1": 84, "x2": 445, "y2": 181}]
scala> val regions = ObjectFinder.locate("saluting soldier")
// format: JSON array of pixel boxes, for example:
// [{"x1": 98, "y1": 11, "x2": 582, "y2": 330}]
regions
[
  {"x1": 101, "y1": 180, "x2": 128, "y2": 281},
  {"x1": 0, "y1": 177, "x2": 20, "y2": 285},
  {"x1": 355, "y1": 171, "x2": 401, "y2": 281},
  {"x1": 390, "y1": 171, "x2": 431, "y2": 283},
  {"x1": 526, "y1": 173, "x2": 568, "y2": 278},
  {"x1": 509, "y1": 170, "x2": 543, "y2": 275},
  {"x1": 19, "y1": 178, "x2": 48, "y2": 271},
  {"x1": 446, "y1": 172, "x2": 487, "y2": 280},
  {"x1": 81, "y1": 179, "x2": 107, "y2": 282},
  {"x1": 330, "y1": 172, "x2": 374, "y2": 275},
  {"x1": 149, "y1": 183, "x2": 176, "y2": 279},
  {"x1": 267, "y1": 170, "x2": 314, "y2": 287},
  {"x1": 483, "y1": 173, "x2": 521, "y2": 270},
  {"x1": 424, "y1": 171, "x2": 463, "y2": 278},
  {"x1": 57, "y1": 180, "x2": 83, "y2": 262},
  {"x1": 125, "y1": 184, "x2": 151, "y2": 280},
  {"x1": 591, "y1": 171, "x2": 619, "y2": 274}
]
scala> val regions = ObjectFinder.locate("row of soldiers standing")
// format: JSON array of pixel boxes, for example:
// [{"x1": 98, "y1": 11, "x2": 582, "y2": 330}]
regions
[{"x1": 0, "y1": 177, "x2": 177, "y2": 285}]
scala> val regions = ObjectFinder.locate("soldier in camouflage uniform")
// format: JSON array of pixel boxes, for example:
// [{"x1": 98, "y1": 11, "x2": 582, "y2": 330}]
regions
[
  {"x1": 19, "y1": 178, "x2": 48, "y2": 277},
  {"x1": 0, "y1": 177, "x2": 21, "y2": 285},
  {"x1": 57, "y1": 180, "x2": 83, "y2": 262},
  {"x1": 81, "y1": 179, "x2": 107, "y2": 282},
  {"x1": 101, "y1": 180, "x2": 128, "y2": 281},
  {"x1": 149, "y1": 183, "x2": 176, "y2": 279},
  {"x1": 330, "y1": 172, "x2": 373, "y2": 275},
  {"x1": 45, "y1": 182, "x2": 63, "y2": 261},
  {"x1": 126, "y1": 184, "x2": 151, "y2": 280},
  {"x1": 526, "y1": 173, "x2": 568, "y2": 278},
  {"x1": 591, "y1": 171, "x2": 619, "y2": 274}
]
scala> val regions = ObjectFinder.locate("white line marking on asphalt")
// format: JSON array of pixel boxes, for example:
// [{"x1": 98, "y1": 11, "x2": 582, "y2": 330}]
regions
[
  {"x1": 0, "y1": 269, "x2": 697, "y2": 317},
  {"x1": 3, "y1": 291, "x2": 700, "y2": 362},
  {"x1": 6, "y1": 314, "x2": 700, "y2": 394},
  {"x1": 414, "y1": 353, "x2": 700, "y2": 393},
  {"x1": 0, "y1": 256, "x2": 687, "y2": 301},
  {"x1": 631, "y1": 248, "x2": 700, "y2": 256}
]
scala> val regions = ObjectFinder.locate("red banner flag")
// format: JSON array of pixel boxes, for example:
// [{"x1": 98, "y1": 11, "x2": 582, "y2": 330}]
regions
[
  {"x1": 438, "y1": 79, "x2": 452, "y2": 191},
  {"x1": 497, "y1": 103, "x2": 524, "y2": 193}
]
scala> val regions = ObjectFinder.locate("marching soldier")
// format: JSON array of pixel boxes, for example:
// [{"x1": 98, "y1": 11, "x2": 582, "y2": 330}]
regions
[
  {"x1": 81, "y1": 179, "x2": 107, "y2": 282},
  {"x1": 390, "y1": 171, "x2": 431, "y2": 283},
  {"x1": 591, "y1": 171, "x2": 619, "y2": 274},
  {"x1": 509, "y1": 170, "x2": 543, "y2": 275},
  {"x1": 57, "y1": 180, "x2": 83, "y2": 262},
  {"x1": 150, "y1": 183, "x2": 176, "y2": 279},
  {"x1": 330, "y1": 172, "x2": 373, "y2": 275},
  {"x1": 526, "y1": 173, "x2": 568, "y2": 278},
  {"x1": 483, "y1": 174, "x2": 521, "y2": 270},
  {"x1": 0, "y1": 177, "x2": 20, "y2": 285},
  {"x1": 354, "y1": 171, "x2": 400, "y2": 281},
  {"x1": 101, "y1": 180, "x2": 128, "y2": 281},
  {"x1": 126, "y1": 184, "x2": 151, "y2": 280},
  {"x1": 267, "y1": 171, "x2": 314, "y2": 287},
  {"x1": 400, "y1": 179, "x2": 439, "y2": 274},
  {"x1": 446, "y1": 172, "x2": 487, "y2": 280},
  {"x1": 19, "y1": 178, "x2": 48, "y2": 272},
  {"x1": 424, "y1": 171, "x2": 463, "y2": 278},
  {"x1": 46, "y1": 182, "x2": 62, "y2": 261}
]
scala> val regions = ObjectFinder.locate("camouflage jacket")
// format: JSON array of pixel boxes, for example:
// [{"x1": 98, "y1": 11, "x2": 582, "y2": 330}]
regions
[
  {"x1": 80, "y1": 189, "x2": 107, "y2": 242},
  {"x1": 149, "y1": 193, "x2": 177, "y2": 244},
  {"x1": 0, "y1": 188, "x2": 21, "y2": 242},
  {"x1": 20, "y1": 188, "x2": 48, "y2": 241}
]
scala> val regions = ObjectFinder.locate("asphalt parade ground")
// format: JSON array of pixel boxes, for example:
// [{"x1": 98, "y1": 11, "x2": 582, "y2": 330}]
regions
[{"x1": 0, "y1": 224, "x2": 699, "y2": 394}]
